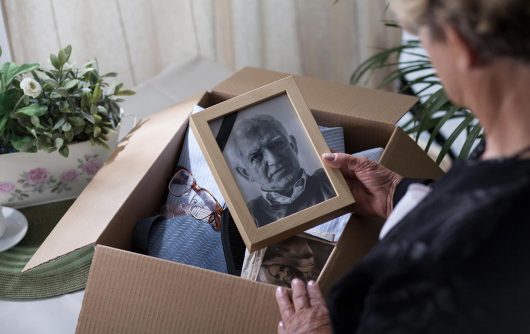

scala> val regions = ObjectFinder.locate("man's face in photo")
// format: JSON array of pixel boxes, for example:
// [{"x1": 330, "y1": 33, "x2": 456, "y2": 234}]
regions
[{"x1": 234, "y1": 123, "x2": 301, "y2": 193}]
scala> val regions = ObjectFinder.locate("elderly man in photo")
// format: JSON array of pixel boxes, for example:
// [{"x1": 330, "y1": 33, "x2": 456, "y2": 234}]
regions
[{"x1": 228, "y1": 114, "x2": 335, "y2": 227}]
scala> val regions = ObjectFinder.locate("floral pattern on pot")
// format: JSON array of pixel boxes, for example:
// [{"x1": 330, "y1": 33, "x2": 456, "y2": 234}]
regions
[
  {"x1": 2, "y1": 154, "x2": 103, "y2": 203},
  {"x1": 79, "y1": 155, "x2": 103, "y2": 176}
]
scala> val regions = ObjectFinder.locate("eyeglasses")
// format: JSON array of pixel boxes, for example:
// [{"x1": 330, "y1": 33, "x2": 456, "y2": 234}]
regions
[{"x1": 162, "y1": 166, "x2": 223, "y2": 231}]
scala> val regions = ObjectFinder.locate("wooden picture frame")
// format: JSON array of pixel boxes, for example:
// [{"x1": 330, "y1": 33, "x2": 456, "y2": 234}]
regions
[{"x1": 190, "y1": 76, "x2": 354, "y2": 251}]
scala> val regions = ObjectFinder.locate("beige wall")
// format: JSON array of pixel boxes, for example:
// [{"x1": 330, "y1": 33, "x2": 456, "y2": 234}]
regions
[{"x1": 2, "y1": 0, "x2": 400, "y2": 88}]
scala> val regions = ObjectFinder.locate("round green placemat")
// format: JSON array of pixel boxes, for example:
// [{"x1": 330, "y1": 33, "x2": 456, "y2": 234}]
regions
[{"x1": 0, "y1": 200, "x2": 93, "y2": 299}]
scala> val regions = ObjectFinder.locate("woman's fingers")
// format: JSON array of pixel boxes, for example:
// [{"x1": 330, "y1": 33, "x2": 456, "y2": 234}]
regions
[
  {"x1": 322, "y1": 153, "x2": 366, "y2": 176},
  {"x1": 322, "y1": 153, "x2": 362, "y2": 189},
  {"x1": 275, "y1": 287, "x2": 294, "y2": 321},
  {"x1": 291, "y1": 279, "x2": 310, "y2": 311},
  {"x1": 275, "y1": 281, "x2": 332, "y2": 334},
  {"x1": 307, "y1": 281, "x2": 325, "y2": 307},
  {"x1": 322, "y1": 152, "x2": 348, "y2": 168},
  {"x1": 277, "y1": 321, "x2": 287, "y2": 334}
]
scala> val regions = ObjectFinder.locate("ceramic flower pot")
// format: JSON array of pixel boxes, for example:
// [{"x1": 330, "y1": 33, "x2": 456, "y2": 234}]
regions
[{"x1": 0, "y1": 130, "x2": 119, "y2": 208}]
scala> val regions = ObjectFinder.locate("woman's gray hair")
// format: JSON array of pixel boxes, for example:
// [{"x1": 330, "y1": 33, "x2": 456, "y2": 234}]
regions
[{"x1": 391, "y1": 0, "x2": 530, "y2": 63}]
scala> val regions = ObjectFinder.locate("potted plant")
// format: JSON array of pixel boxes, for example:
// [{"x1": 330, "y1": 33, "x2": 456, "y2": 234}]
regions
[
  {"x1": 0, "y1": 45, "x2": 134, "y2": 208},
  {"x1": 351, "y1": 36, "x2": 483, "y2": 166}
]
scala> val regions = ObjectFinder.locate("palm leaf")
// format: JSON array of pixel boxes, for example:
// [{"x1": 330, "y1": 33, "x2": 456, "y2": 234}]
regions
[
  {"x1": 424, "y1": 106, "x2": 459, "y2": 153},
  {"x1": 414, "y1": 89, "x2": 451, "y2": 141},
  {"x1": 436, "y1": 114, "x2": 474, "y2": 164},
  {"x1": 458, "y1": 122, "x2": 483, "y2": 159},
  {"x1": 351, "y1": 35, "x2": 482, "y2": 166}
]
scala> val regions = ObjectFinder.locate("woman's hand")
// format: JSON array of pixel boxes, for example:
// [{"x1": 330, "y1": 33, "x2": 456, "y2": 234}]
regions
[
  {"x1": 275, "y1": 279, "x2": 332, "y2": 334},
  {"x1": 322, "y1": 153, "x2": 403, "y2": 219}
]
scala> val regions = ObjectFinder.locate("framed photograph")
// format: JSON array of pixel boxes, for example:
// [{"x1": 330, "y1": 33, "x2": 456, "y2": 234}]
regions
[
  {"x1": 190, "y1": 76, "x2": 354, "y2": 251},
  {"x1": 240, "y1": 233, "x2": 335, "y2": 287}
]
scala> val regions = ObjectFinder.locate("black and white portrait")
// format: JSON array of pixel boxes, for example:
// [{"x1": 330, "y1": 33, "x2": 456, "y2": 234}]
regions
[{"x1": 211, "y1": 94, "x2": 336, "y2": 228}]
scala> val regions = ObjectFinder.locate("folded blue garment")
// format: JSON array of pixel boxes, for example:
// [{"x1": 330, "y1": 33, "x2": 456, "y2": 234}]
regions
[{"x1": 134, "y1": 215, "x2": 228, "y2": 273}]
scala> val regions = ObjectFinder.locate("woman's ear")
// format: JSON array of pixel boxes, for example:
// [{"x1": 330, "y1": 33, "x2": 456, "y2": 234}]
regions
[{"x1": 444, "y1": 24, "x2": 480, "y2": 70}]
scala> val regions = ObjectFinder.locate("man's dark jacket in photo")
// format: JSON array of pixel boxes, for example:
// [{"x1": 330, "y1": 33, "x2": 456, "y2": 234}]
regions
[{"x1": 248, "y1": 168, "x2": 334, "y2": 227}]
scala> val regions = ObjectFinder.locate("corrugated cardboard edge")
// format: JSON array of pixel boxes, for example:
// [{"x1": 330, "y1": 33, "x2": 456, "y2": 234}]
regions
[
  {"x1": 76, "y1": 246, "x2": 280, "y2": 334},
  {"x1": 21, "y1": 243, "x2": 95, "y2": 274},
  {"x1": 380, "y1": 128, "x2": 445, "y2": 179},
  {"x1": 212, "y1": 67, "x2": 418, "y2": 125},
  {"x1": 23, "y1": 97, "x2": 198, "y2": 272}
]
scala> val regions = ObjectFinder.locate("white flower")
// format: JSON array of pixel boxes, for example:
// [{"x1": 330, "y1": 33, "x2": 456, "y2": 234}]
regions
[{"x1": 20, "y1": 78, "x2": 42, "y2": 98}]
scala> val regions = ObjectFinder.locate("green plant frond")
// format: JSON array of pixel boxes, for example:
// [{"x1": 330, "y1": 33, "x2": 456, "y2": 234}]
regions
[
  {"x1": 396, "y1": 59, "x2": 433, "y2": 69},
  {"x1": 376, "y1": 67, "x2": 435, "y2": 89},
  {"x1": 403, "y1": 102, "x2": 450, "y2": 132},
  {"x1": 381, "y1": 71, "x2": 437, "y2": 90},
  {"x1": 380, "y1": 63, "x2": 435, "y2": 81},
  {"x1": 458, "y1": 122, "x2": 483, "y2": 159},
  {"x1": 351, "y1": 32, "x2": 482, "y2": 165},
  {"x1": 351, "y1": 42, "x2": 427, "y2": 84},
  {"x1": 401, "y1": 108, "x2": 427, "y2": 131},
  {"x1": 436, "y1": 114, "x2": 475, "y2": 164},
  {"x1": 411, "y1": 82, "x2": 442, "y2": 96},
  {"x1": 383, "y1": 22, "x2": 401, "y2": 28},
  {"x1": 424, "y1": 106, "x2": 459, "y2": 153},
  {"x1": 360, "y1": 59, "x2": 435, "y2": 90},
  {"x1": 363, "y1": 59, "x2": 431, "y2": 69},
  {"x1": 404, "y1": 116, "x2": 445, "y2": 134},
  {"x1": 414, "y1": 89, "x2": 451, "y2": 141},
  {"x1": 399, "y1": 50, "x2": 431, "y2": 59}
]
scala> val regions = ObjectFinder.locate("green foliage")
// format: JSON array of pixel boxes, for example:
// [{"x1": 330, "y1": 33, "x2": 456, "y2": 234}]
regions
[
  {"x1": 351, "y1": 39, "x2": 483, "y2": 164},
  {"x1": 0, "y1": 45, "x2": 134, "y2": 157}
]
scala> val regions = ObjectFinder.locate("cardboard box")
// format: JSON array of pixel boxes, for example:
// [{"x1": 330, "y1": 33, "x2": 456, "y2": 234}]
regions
[{"x1": 23, "y1": 67, "x2": 443, "y2": 333}]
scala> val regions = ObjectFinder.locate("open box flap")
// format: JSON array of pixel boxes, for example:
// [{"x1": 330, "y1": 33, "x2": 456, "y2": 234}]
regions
[
  {"x1": 212, "y1": 67, "x2": 418, "y2": 125},
  {"x1": 76, "y1": 246, "x2": 281, "y2": 334},
  {"x1": 380, "y1": 128, "x2": 444, "y2": 179},
  {"x1": 22, "y1": 98, "x2": 197, "y2": 272}
]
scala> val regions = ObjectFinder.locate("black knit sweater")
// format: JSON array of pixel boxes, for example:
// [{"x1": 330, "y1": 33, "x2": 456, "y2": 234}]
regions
[{"x1": 328, "y1": 157, "x2": 530, "y2": 333}]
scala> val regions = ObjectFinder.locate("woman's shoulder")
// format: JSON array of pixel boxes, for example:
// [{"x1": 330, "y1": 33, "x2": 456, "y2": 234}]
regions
[
  {"x1": 360, "y1": 157, "x2": 530, "y2": 286},
  {"x1": 387, "y1": 157, "x2": 530, "y2": 247},
  {"x1": 330, "y1": 174, "x2": 530, "y2": 333},
  {"x1": 386, "y1": 160, "x2": 530, "y2": 257},
  {"x1": 433, "y1": 157, "x2": 530, "y2": 192}
]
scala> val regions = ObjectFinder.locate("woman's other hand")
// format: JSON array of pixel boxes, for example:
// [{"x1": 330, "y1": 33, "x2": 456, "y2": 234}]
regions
[
  {"x1": 275, "y1": 279, "x2": 332, "y2": 334},
  {"x1": 322, "y1": 153, "x2": 403, "y2": 218}
]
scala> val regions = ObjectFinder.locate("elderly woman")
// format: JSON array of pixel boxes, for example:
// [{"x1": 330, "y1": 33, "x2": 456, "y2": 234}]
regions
[{"x1": 275, "y1": 0, "x2": 530, "y2": 333}]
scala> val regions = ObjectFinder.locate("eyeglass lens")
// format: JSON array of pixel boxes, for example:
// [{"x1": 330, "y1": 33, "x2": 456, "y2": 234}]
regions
[
  {"x1": 166, "y1": 167, "x2": 222, "y2": 230},
  {"x1": 189, "y1": 190, "x2": 219, "y2": 219},
  {"x1": 169, "y1": 168, "x2": 195, "y2": 197}
]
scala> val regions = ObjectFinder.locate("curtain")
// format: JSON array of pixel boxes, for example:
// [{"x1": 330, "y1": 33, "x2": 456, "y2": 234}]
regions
[{"x1": 2, "y1": 0, "x2": 400, "y2": 88}]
